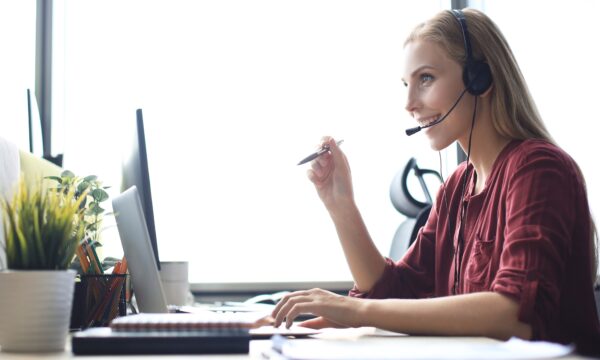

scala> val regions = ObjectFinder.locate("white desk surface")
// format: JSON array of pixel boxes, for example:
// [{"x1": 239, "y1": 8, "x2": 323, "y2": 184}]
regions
[{"x1": 0, "y1": 334, "x2": 590, "y2": 359}]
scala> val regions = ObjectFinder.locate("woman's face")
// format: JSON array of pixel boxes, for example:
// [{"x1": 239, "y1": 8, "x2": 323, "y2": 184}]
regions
[{"x1": 402, "y1": 40, "x2": 475, "y2": 151}]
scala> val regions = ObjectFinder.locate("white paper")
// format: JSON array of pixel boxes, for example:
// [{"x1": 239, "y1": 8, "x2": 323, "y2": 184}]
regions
[
  {"x1": 311, "y1": 327, "x2": 407, "y2": 340},
  {"x1": 269, "y1": 335, "x2": 573, "y2": 360}
]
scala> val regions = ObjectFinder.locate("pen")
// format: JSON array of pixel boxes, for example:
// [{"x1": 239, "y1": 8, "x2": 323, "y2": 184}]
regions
[{"x1": 297, "y1": 139, "x2": 344, "y2": 165}]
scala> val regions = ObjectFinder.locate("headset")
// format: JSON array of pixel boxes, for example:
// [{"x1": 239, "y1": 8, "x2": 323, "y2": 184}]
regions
[{"x1": 451, "y1": 9, "x2": 492, "y2": 96}]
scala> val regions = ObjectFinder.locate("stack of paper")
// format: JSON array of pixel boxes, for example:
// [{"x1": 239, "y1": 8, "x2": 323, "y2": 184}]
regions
[{"x1": 266, "y1": 334, "x2": 574, "y2": 360}]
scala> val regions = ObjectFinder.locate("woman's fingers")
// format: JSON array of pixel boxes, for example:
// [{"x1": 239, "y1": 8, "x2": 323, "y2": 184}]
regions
[
  {"x1": 299, "y1": 316, "x2": 345, "y2": 329},
  {"x1": 311, "y1": 154, "x2": 326, "y2": 177},
  {"x1": 273, "y1": 296, "x2": 309, "y2": 328},
  {"x1": 272, "y1": 289, "x2": 346, "y2": 328},
  {"x1": 272, "y1": 289, "x2": 333, "y2": 328},
  {"x1": 285, "y1": 301, "x2": 314, "y2": 328},
  {"x1": 272, "y1": 290, "x2": 309, "y2": 327}
]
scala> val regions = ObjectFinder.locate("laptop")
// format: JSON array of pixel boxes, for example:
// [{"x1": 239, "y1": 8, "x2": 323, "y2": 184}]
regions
[{"x1": 111, "y1": 186, "x2": 170, "y2": 313}]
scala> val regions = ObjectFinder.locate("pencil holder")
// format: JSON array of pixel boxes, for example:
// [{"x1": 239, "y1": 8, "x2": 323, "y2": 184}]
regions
[{"x1": 70, "y1": 274, "x2": 128, "y2": 329}]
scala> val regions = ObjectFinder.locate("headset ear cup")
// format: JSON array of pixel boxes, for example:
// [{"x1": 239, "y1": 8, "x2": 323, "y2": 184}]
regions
[{"x1": 464, "y1": 61, "x2": 492, "y2": 96}]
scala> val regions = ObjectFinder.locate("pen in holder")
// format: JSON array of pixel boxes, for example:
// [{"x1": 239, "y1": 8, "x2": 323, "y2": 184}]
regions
[{"x1": 70, "y1": 274, "x2": 128, "y2": 329}]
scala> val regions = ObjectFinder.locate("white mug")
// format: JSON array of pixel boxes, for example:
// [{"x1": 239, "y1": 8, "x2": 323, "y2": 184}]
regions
[{"x1": 159, "y1": 261, "x2": 193, "y2": 306}]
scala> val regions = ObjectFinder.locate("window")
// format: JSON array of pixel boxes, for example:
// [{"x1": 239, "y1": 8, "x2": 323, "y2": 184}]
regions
[
  {"x1": 53, "y1": 0, "x2": 450, "y2": 285},
  {"x1": 0, "y1": 0, "x2": 36, "y2": 151}
]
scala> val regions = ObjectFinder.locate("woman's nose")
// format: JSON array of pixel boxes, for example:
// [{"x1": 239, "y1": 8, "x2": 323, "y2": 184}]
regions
[{"x1": 404, "y1": 87, "x2": 419, "y2": 113}]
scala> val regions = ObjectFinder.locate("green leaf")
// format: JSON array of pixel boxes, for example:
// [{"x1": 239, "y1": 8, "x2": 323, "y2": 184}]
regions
[
  {"x1": 91, "y1": 205, "x2": 105, "y2": 215},
  {"x1": 91, "y1": 188, "x2": 109, "y2": 202},
  {"x1": 79, "y1": 197, "x2": 87, "y2": 210},
  {"x1": 86, "y1": 203, "x2": 104, "y2": 216},
  {"x1": 61, "y1": 170, "x2": 75, "y2": 178},
  {"x1": 77, "y1": 181, "x2": 90, "y2": 193},
  {"x1": 83, "y1": 175, "x2": 98, "y2": 182}
]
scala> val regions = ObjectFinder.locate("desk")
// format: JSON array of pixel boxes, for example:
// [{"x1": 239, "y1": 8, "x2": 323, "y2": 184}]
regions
[{"x1": 0, "y1": 336, "x2": 591, "y2": 359}]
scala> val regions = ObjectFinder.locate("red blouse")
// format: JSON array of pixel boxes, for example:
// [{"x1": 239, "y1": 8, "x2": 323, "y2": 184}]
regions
[{"x1": 350, "y1": 139, "x2": 599, "y2": 344}]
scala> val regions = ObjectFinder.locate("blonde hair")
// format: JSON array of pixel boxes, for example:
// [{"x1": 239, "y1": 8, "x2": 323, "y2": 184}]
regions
[{"x1": 405, "y1": 8, "x2": 598, "y2": 283}]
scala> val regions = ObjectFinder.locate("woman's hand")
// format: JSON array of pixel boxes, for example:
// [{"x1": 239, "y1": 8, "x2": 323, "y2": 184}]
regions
[
  {"x1": 307, "y1": 137, "x2": 354, "y2": 211},
  {"x1": 271, "y1": 288, "x2": 361, "y2": 329}
]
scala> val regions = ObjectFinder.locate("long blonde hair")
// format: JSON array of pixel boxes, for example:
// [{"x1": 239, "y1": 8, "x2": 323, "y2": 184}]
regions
[{"x1": 405, "y1": 9, "x2": 598, "y2": 283}]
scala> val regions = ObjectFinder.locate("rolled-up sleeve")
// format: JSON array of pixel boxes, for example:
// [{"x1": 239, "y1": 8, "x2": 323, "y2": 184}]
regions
[{"x1": 491, "y1": 149, "x2": 574, "y2": 340}]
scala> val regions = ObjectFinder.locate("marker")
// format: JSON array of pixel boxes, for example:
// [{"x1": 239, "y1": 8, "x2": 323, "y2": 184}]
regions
[{"x1": 297, "y1": 140, "x2": 344, "y2": 165}]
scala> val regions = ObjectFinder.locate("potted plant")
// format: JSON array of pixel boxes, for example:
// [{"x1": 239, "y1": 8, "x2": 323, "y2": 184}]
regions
[{"x1": 0, "y1": 178, "x2": 87, "y2": 352}]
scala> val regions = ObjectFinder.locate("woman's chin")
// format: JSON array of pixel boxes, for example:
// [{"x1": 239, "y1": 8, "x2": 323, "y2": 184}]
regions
[{"x1": 428, "y1": 137, "x2": 453, "y2": 152}]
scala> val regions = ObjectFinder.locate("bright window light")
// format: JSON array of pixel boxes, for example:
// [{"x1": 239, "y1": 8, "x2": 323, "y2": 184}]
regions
[
  {"x1": 54, "y1": 0, "x2": 451, "y2": 284},
  {"x1": 0, "y1": 0, "x2": 36, "y2": 150}
]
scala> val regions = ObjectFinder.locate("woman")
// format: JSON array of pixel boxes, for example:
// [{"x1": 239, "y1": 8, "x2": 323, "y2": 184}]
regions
[{"x1": 272, "y1": 8, "x2": 599, "y2": 346}]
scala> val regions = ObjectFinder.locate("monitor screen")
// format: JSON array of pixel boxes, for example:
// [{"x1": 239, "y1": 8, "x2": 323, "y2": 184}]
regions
[
  {"x1": 121, "y1": 108, "x2": 160, "y2": 270},
  {"x1": 26, "y1": 89, "x2": 44, "y2": 157}
]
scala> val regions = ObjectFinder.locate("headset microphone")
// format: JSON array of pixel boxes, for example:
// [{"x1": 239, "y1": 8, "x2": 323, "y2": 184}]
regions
[
  {"x1": 405, "y1": 87, "x2": 469, "y2": 136},
  {"x1": 405, "y1": 125, "x2": 423, "y2": 136}
]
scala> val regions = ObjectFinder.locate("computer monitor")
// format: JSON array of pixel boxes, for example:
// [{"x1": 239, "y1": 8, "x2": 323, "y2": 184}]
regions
[
  {"x1": 26, "y1": 89, "x2": 43, "y2": 157},
  {"x1": 121, "y1": 109, "x2": 160, "y2": 270},
  {"x1": 27, "y1": 89, "x2": 63, "y2": 166}
]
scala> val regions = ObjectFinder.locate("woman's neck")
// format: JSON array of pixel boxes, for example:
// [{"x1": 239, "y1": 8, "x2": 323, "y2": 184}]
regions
[{"x1": 458, "y1": 109, "x2": 511, "y2": 195}]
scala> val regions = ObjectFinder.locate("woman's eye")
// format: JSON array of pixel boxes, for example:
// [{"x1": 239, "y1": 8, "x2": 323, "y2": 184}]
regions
[{"x1": 420, "y1": 73, "x2": 434, "y2": 84}]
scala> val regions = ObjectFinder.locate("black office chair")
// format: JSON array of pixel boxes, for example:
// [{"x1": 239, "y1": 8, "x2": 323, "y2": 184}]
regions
[{"x1": 389, "y1": 157, "x2": 442, "y2": 261}]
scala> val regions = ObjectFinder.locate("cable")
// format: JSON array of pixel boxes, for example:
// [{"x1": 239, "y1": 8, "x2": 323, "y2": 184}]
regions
[{"x1": 452, "y1": 96, "x2": 478, "y2": 295}]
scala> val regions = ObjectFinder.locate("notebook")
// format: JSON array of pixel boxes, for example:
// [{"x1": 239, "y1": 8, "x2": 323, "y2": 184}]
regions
[
  {"x1": 110, "y1": 312, "x2": 272, "y2": 332},
  {"x1": 71, "y1": 327, "x2": 250, "y2": 355}
]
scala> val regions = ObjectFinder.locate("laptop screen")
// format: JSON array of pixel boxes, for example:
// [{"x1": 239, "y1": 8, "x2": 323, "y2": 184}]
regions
[{"x1": 112, "y1": 186, "x2": 168, "y2": 313}]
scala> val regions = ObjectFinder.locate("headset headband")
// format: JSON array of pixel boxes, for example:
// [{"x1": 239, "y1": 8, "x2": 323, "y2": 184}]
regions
[{"x1": 452, "y1": 9, "x2": 473, "y2": 65}]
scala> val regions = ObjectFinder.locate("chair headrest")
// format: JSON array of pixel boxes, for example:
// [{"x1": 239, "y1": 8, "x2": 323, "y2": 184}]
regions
[{"x1": 389, "y1": 157, "x2": 441, "y2": 218}]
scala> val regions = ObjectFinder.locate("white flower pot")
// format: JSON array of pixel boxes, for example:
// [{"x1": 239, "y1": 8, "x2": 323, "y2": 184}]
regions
[{"x1": 0, "y1": 270, "x2": 76, "y2": 352}]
